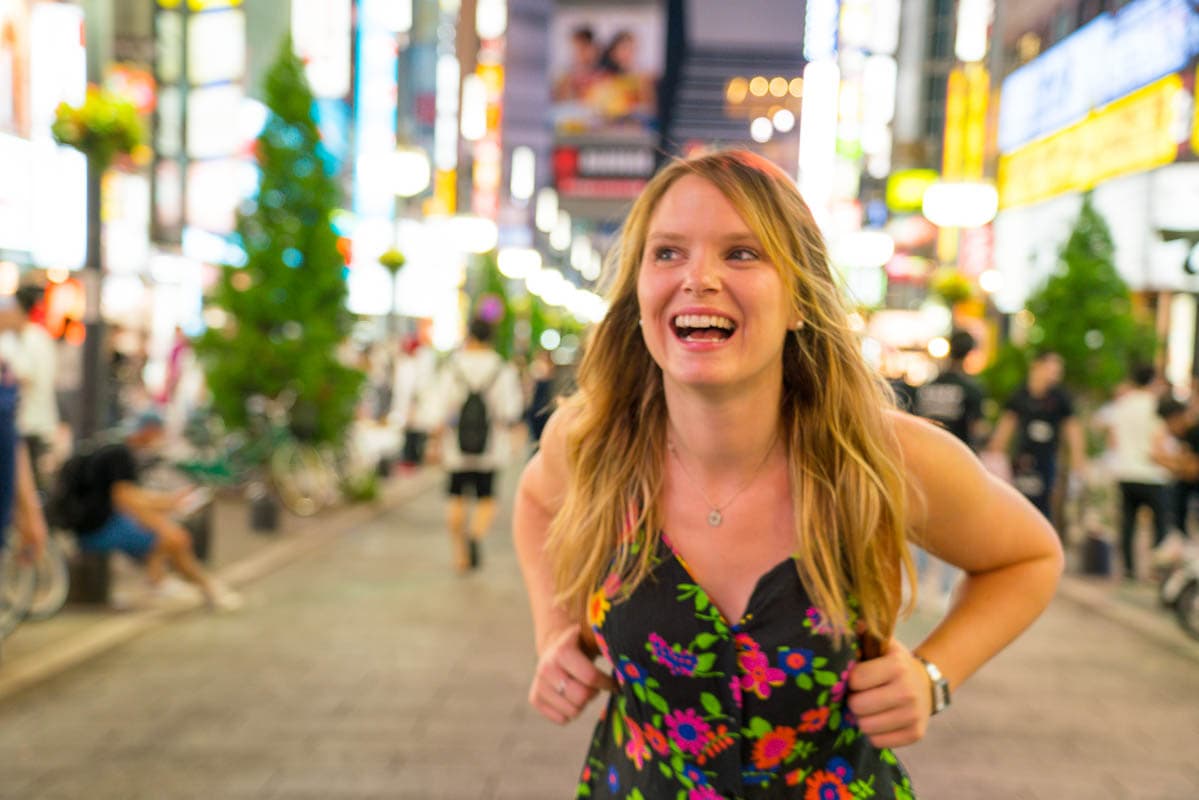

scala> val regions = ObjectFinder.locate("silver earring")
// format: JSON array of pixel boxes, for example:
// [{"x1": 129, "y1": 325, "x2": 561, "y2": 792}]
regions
[{"x1": 638, "y1": 318, "x2": 643, "y2": 326}]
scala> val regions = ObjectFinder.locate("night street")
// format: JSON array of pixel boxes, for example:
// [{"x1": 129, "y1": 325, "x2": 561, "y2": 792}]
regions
[{"x1": 1, "y1": 469, "x2": 1196, "y2": 800}]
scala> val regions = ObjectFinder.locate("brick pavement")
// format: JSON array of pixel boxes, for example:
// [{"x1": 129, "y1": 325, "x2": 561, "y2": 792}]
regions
[{"x1": 0, "y1": 465, "x2": 1197, "y2": 799}]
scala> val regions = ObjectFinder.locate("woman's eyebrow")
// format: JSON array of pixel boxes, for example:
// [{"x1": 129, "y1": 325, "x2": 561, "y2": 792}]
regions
[{"x1": 645, "y1": 231, "x2": 760, "y2": 244}]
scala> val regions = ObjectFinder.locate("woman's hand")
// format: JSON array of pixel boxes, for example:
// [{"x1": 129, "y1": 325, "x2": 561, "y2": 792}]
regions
[
  {"x1": 846, "y1": 637, "x2": 932, "y2": 749},
  {"x1": 529, "y1": 624, "x2": 616, "y2": 725}
]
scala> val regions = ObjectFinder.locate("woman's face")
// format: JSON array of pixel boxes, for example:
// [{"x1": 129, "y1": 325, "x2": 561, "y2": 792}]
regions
[{"x1": 636, "y1": 174, "x2": 795, "y2": 396}]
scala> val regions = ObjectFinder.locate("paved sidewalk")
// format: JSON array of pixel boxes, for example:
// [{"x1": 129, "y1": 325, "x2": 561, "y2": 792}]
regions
[{"x1": 0, "y1": 466, "x2": 444, "y2": 701}]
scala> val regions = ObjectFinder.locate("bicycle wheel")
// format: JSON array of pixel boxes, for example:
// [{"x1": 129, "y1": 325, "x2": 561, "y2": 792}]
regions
[
  {"x1": 25, "y1": 533, "x2": 72, "y2": 621},
  {"x1": 270, "y1": 441, "x2": 333, "y2": 517},
  {"x1": 0, "y1": 542, "x2": 35, "y2": 639}
]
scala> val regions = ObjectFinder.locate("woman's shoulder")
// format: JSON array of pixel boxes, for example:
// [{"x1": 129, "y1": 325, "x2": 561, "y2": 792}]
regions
[
  {"x1": 519, "y1": 403, "x2": 581, "y2": 504},
  {"x1": 887, "y1": 409, "x2": 977, "y2": 468}
]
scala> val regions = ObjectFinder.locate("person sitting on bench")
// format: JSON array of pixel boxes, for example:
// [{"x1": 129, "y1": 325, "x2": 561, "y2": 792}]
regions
[{"x1": 72, "y1": 412, "x2": 241, "y2": 611}]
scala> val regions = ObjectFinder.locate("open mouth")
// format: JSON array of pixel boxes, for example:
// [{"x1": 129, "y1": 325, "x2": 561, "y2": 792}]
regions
[{"x1": 671, "y1": 313, "x2": 737, "y2": 343}]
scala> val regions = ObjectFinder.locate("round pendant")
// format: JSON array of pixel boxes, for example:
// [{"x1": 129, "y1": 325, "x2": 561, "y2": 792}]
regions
[{"x1": 707, "y1": 509, "x2": 723, "y2": 527}]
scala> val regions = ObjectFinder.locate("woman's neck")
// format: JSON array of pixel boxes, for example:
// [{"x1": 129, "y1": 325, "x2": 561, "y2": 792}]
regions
[{"x1": 663, "y1": 381, "x2": 782, "y2": 470}]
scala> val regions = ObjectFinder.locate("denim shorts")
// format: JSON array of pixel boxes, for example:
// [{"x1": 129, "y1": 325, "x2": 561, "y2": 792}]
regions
[{"x1": 78, "y1": 513, "x2": 157, "y2": 561}]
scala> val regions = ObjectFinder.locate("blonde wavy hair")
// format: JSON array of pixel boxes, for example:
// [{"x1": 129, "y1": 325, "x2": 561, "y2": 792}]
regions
[{"x1": 547, "y1": 150, "x2": 915, "y2": 646}]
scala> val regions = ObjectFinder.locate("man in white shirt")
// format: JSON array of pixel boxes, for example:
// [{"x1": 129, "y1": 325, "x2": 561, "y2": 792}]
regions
[
  {"x1": 1101, "y1": 365, "x2": 1170, "y2": 580},
  {"x1": 423, "y1": 318, "x2": 523, "y2": 572},
  {"x1": 0, "y1": 286, "x2": 59, "y2": 488}
]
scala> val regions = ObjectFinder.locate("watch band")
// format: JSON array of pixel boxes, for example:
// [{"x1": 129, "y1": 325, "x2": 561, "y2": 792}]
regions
[{"x1": 916, "y1": 655, "x2": 951, "y2": 715}]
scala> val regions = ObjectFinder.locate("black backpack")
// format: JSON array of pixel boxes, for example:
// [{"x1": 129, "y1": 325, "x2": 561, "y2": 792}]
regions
[
  {"x1": 46, "y1": 450, "x2": 98, "y2": 532},
  {"x1": 453, "y1": 361, "x2": 502, "y2": 455}
]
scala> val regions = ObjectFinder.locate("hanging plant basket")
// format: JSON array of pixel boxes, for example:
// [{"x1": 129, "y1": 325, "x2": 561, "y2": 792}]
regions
[
  {"x1": 929, "y1": 267, "x2": 974, "y2": 306},
  {"x1": 379, "y1": 248, "x2": 407, "y2": 274},
  {"x1": 50, "y1": 85, "x2": 145, "y2": 172}
]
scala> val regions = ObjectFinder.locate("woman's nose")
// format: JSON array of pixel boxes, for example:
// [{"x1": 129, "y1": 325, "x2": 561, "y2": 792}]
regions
[{"x1": 682, "y1": 252, "x2": 720, "y2": 295}]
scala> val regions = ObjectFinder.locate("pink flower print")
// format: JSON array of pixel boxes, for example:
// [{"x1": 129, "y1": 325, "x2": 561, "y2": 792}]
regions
[
  {"x1": 688, "y1": 787, "x2": 723, "y2": 800},
  {"x1": 594, "y1": 630, "x2": 612, "y2": 665},
  {"x1": 648, "y1": 632, "x2": 699, "y2": 676},
  {"x1": 831, "y1": 666, "x2": 852, "y2": 704},
  {"x1": 665, "y1": 708, "x2": 712, "y2": 756},
  {"x1": 624, "y1": 717, "x2": 651, "y2": 770},
  {"x1": 739, "y1": 652, "x2": 787, "y2": 700},
  {"x1": 602, "y1": 572, "x2": 622, "y2": 599},
  {"x1": 729, "y1": 674, "x2": 743, "y2": 708},
  {"x1": 805, "y1": 606, "x2": 834, "y2": 636}
]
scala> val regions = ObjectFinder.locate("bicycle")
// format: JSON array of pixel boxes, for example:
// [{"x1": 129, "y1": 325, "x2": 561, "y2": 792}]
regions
[
  {"x1": 174, "y1": 395, "x2": 341, "y2": 518},
  {"x1": 0, "y1": 530, "x2": 71, "y2": 642}
]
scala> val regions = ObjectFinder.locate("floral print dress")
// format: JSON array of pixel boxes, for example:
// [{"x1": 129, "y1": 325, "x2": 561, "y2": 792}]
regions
[{"x1": 578, "y1": 534, "x2": 917, "y2": 800}]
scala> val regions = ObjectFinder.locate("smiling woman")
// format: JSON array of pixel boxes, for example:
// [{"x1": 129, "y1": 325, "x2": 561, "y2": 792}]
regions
[{"x1": 513, "y1": 150, "x2": 1063, "y2": 799}]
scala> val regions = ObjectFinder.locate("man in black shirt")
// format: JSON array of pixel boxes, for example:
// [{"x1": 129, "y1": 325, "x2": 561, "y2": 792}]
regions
[
  {"x1": 985, "y1": 351, "x2": 1087, "y2": 522},
  {"x1": 1154, "y1": 397, "x2": 1199, "y2": 541},
  {"x1": 914, "y1": 330, "x2": 985, "y2": 447},
  {"x1": 73, "y1": 413, "x2": 240, "y2": 610}
]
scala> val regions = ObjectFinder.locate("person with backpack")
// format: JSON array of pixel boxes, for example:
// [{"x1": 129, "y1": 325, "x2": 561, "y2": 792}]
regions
[
  {"x1": 424, "y1": 318, "x2": 522, "y2": 573},
  {"x1": 48, "y1": 412, "x2": 241, "y2": 610}
]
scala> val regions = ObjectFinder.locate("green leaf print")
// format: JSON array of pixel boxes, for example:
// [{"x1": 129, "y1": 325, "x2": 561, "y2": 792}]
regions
[
  {"x1": 849, "y1": 775, "x2": 877, "y2": 799},
  {"x1": 633, "y1": 682, "x2": 646, "y2": 703},
  {"x1": 659, "y1": 762, "x2": 673, "y2": 780},
  {"x1": 813, "y1": 657, "x2": 828, "y2": 668},
  {"x1": 700, "y1": 691, "x2": 723, "y2": 717},
  {"x1": 879, "y1": 748, "x2": 898, "y2": 766},
  {"x1": 671, "y1": 753, "x2": 686, "y2": 774},
  {"x1": 629, "y1": 789, "x2": 647, "y2": 800},
  {"x1": 748, "y1": 716, "x2": 773, "y2": 737},
  {"x1": 678, "y1": 584, "x2": 698, "y2": 600},
  {"x1": 829, "y1": 708, "x2": 842, "y2": 730},
  {"x1": 577, "y1": 782, "x2": 591, "y2": 797},
  {"x1": 892, "y1": 776, "x2": 916, "y2": 800},
  {"x1": 613, "y1": 713, "x2": 625, "y2": 746},
  {"x1": 648, "y1": 691, "x2": 670, "y2": 714},
  {"x1": 791, "y1": 739, "x2": 816, "y2": 761},
  {"x1": 695, "y1": 652, "x2": 718, "y2": 674},
  {"x1": 814, "y1": 670, "x2": 839, "y2": 687},
  {"x1": 693, "y1": 632, "x2": 719, "y2": 649},
  {"x1": 796, "y1": 673, "x2": 814, "y2": 691},
  {"x1": 694, "y1": 592, "x2": 710, "y2": 612}
]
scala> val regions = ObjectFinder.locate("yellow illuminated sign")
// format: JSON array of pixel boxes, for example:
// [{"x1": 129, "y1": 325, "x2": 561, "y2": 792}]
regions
[
  {"x1": 942, "y1": 68, "x2": 967, "y2": 181},
  {"x1": 962, "y1": 65, "x2": 989, "y2": 180},
  {"x1": 886, "y1": 169, "x2": 939, "y2": 212},
  {"x1": 1193, "y1": 65, "x2": 1199, "y2": 155},
  {"x1": 998, "y1": 73, "x2": 1182, "y2": 209}
]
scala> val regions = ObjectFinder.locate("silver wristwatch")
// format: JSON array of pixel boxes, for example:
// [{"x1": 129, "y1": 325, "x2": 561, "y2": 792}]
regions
[{"x1": 916, "y1": 655, "x2": 951, "y2": 715}]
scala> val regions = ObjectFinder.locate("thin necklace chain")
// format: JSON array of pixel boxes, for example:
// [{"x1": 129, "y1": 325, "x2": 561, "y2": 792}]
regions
[{"x1": 667, "y1": 434, "x2": 778, "y2": 527}]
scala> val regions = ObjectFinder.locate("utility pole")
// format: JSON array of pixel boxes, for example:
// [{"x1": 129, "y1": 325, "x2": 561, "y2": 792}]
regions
[{"x1": 78, "y1": 0, "x2": 113, "y2": 441}]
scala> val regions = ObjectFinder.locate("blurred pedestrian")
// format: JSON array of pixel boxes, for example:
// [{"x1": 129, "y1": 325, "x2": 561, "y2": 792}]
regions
[
  {"x1": 911, "y1": 330, "x2": 984, "y2": 608},
  {"x1": 54, "y1": 412, "x2": 241, "y2": 610},
  {"x1": 513, "y1": 150, "x2": 1062, "y2": 797},
  {"x1": 985, "y1": 351, "x2": 1088, "y2": 525},
  {"x1": 424, "y1": 318, "x2": 522, "y2": 572},
  {"x1": 0, "y1": 296, "x2": 48, "y2": 564},
  {"x1": 0, "y1": 285, "x2": 59, "y2": 489},
  {"x1": 913, "y1": 330, "x2": 984, "y2": 448},
  {"x1": 1096, "y1": 365, "x2": 1170, "y2": 580},
  {"x1": 525, "y1": 349, "x2": 557, "y2": 453},
  {"x1": 1154, "y1": 396, "x2": 1199, "y2": 544}
]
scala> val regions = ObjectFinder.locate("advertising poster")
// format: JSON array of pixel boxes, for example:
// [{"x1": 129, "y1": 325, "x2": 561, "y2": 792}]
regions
[
  {"x1": 550, "y1": 2, "x2": 663, "y2": 211},
  {"x1": 549, "y1": 3, "x2": 663, "y2": 136},
  {"x1": 0, "y1": 0, "x2": 29, "y2": 136}
]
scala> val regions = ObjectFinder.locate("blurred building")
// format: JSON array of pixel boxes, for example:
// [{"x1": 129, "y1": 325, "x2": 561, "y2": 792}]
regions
[{"x1": 990, "y1": 0, "x2": 1199, "y2": 387}]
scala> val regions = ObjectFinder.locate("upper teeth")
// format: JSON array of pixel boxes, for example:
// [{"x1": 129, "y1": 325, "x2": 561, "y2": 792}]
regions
[{"x1": 674, "y1": 314, "x2": 734, "y2": 330}]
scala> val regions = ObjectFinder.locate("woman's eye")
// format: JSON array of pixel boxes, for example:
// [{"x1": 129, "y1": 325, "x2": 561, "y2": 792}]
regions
[
  {"x1": 653, "y1": 247, "x2": 678, "y2": 261},
  {"x1": 728, "y1": 247, "x2": 758, "y2": 261}
]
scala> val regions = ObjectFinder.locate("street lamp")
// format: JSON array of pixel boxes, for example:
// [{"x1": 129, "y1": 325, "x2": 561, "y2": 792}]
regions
[{"x1": 381, "y1": 144, "x2": 430, "y2": 357}]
